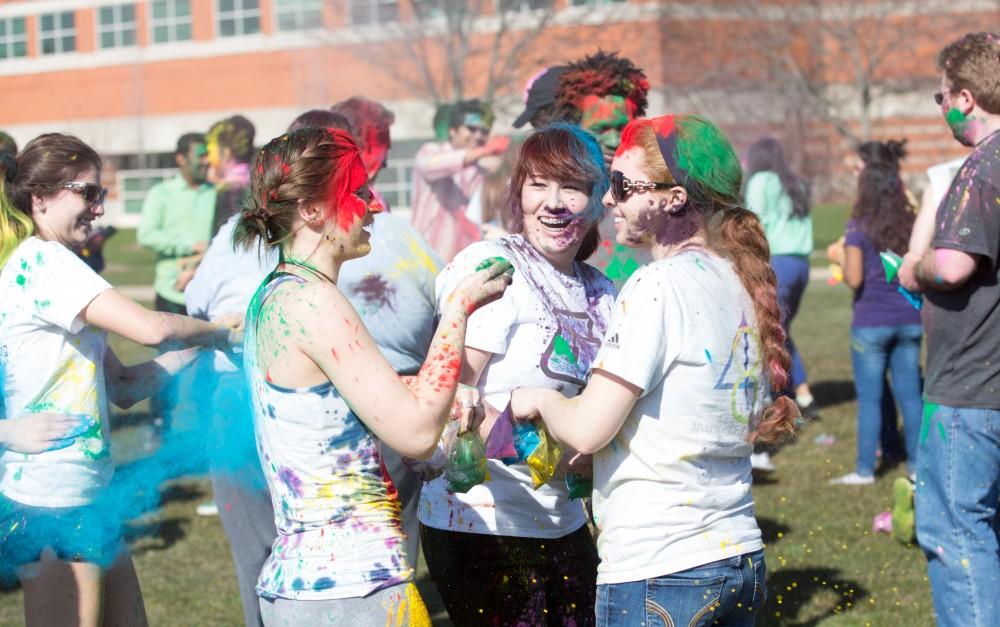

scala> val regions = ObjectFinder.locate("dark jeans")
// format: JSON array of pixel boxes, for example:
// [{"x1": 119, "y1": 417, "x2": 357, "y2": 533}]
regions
[
  {"x1": 421, "y1": 523, "x2": 598, "y2": 626},
  {"x1": 771, "y1": 254, "x2": 810, "y2": 392}
]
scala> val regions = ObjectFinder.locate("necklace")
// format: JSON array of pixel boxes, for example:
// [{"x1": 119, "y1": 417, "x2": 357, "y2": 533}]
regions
[{"x1": 280, "y1": 258, "x2": 337, "y2": 285}]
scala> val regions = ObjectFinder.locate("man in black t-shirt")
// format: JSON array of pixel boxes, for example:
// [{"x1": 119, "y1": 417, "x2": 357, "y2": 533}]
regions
[{"x1": 898, "y1": 31, "x2": 1000, "y2": 627}]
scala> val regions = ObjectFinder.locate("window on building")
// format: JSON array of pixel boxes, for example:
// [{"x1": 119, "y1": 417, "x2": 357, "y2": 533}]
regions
[
  {"x1": 98, "y1": 4, "x2": 137, "y2": 49},
  {"x1": 39, "y1": 11, "x2": 76, "y2": 55},
  {"x1": 348, "y1": 0, "x2": 399, "y2": 25},
  {"x1": 498, "y1": 0, "x2": 553, "y2": 11},
  {"x1": 217, "y1": 0, "x2": 261, "y2": 37},
  {"x1": 150, "y1": 0, "x2": 193, "y2": 44},
  {"x1": 0, "y1": 17, "x2": 28, "y2": 60},
  {"x1": 275, "y1": 0, "x2": 323, "y2": 32}
]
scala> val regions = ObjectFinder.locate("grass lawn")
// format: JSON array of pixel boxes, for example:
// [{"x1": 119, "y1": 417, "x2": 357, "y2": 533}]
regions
[{"x1": 0, "y1": 229, "x2": 935, "y2": 626}]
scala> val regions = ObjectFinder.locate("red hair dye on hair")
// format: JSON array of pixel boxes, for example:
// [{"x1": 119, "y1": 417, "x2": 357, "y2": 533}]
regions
[{"x1": 322, "y1": 128, "x2": 369, "y2": 232}]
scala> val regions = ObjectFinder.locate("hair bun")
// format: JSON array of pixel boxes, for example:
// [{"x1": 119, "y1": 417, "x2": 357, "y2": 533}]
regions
[{"x1": 0, "y1": 153, "x2": 17, "y2": 182}]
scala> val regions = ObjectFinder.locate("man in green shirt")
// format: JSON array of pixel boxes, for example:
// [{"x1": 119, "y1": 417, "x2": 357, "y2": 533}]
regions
[{"x1": 138, "y1": 132, "x2": 216, "y2": 314}]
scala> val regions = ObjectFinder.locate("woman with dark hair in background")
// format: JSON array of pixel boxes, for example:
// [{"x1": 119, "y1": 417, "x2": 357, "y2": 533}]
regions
[
  {"x1": 829, "y1": 141, "x2": 923, "y2": 492},
  {"x1": 744, "y1": 138, "x2": 815, "y2": 472},
  {"x1": 0, "y1": 133, "x2": 239, "y2": 626}
]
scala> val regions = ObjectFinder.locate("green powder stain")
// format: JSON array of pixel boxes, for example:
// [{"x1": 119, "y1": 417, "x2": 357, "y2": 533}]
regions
[
  {"x1": 13, "y1": 468, "x2": 22, "y2": 481},
  {"x1": 695, "y1": 257, "x2": 707, "y2": 272},
  {"x1": 945, "y1": 107, "x2": 968, "y2": 127},
  {"x1": 35, "y1": 252, "x2": 44, "y2": 265},
  {"x1": 34, "y1": 299, "x2": 51, "y2": 310},
  {"x1": 552, "y1": 334, "x2": 577, "y2": 365},
  {"x1": 20, "y1": 259, "x2": 28, "y2": 271},
  {"x1": 606, "y1": 246, "x2": 640, "y2": 282},
  {"x1": 15, "y1": 275, "x2": 26, "y2": 286},
  {"x1": 919, "y1": 401, "x2": 941, "y2": 444}
]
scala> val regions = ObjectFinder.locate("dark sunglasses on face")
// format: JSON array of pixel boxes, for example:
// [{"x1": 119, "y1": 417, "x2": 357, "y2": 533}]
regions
[
  {"x1": 609, "y1": 169, "x2": 675, "y2": 202},
  {"x1": 465, "y1": 125, "x2": 490, "y2": 135},
  {"x1": 61, "y1": 182, "x2": 108, "y2": 206}
]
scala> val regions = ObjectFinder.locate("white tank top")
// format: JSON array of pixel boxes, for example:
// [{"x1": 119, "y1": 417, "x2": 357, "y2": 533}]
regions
[{"x1": 245, "y1": 272, "x2": 411, "y2": 600}]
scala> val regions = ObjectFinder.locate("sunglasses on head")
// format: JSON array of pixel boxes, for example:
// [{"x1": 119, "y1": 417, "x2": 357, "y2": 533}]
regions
[
  {"x1": 609, "y1": 169, "x2": 675, "y2": 202},
  {"x1": 60, "y1": 182, "x2": 107, "y2": 206}
]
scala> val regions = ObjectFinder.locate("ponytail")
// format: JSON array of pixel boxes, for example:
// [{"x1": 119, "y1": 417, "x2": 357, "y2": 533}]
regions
[
  {"x1": 0, "y1": 156, "x2": 33, "y2": 269},
  {"x1": 709, "y1": 207, "x2": 799, "y2": 444}
]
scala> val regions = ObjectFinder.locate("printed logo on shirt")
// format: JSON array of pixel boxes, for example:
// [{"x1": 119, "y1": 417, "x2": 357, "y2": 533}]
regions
[
  {"x1": 604, "y1": 332, "x2": 620, "y2": 349},
  {"x1": 540, "y1": 309, "x2": 602, "y2": 386}
]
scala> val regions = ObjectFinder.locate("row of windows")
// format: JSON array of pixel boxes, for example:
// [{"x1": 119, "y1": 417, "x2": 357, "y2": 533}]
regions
[{"x1": 0, "y1": 0, "x2": 624, "y2": 59}]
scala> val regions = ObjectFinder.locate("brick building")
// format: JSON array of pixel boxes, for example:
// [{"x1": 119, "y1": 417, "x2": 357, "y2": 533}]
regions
[{"x1": 0, "y1": 0, "x2": 995, "y2": 224}]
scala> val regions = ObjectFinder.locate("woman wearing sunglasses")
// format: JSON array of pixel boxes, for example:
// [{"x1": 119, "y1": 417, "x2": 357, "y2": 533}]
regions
[
  {"x1": 418, "y1": 124, "x2": 615, "y2": 626},
  {"x1": 511, "y1": 115, "x2": 799, "y2": 626},
  {"x1": 0, "y1": 133, "x2": 240, "y2": 626}
]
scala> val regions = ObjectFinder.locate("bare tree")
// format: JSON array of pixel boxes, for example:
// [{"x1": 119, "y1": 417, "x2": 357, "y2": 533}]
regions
[
  {"x1": 712, "y1": 0, "x2": 971, "y2": 144},
  {"x1": 335, "y1": 0, "x2": 563, "y2": 107}
]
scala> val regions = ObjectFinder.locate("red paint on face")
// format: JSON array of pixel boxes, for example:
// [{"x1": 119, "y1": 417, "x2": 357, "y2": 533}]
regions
[{"x1": 322, "y1": 129, "x2": 370, "y2": 233}]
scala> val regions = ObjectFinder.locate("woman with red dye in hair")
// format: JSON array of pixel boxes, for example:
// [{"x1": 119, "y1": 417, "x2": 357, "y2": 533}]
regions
[
  {"x1": 511, "y1": 115, "x2": 800, "y2": 626},
  {"x1": 233, "y1": 127, "x2": 512, "y2": 626}
]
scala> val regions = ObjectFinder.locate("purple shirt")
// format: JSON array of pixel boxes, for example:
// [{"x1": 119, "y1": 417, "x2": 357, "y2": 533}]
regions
[{"x1": 844, "y1": 218, "x2": 921, "y2": 328}]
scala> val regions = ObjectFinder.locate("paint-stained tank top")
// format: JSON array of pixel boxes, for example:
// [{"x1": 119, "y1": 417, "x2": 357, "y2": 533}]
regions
[{"x1": 244, "y1": 273, "x2": 411, "y2": 601}]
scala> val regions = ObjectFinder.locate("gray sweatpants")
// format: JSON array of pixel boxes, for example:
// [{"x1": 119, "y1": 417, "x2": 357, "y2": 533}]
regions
[{"x1": 259, "y1": 582, "x2": 428, "y2": 626}]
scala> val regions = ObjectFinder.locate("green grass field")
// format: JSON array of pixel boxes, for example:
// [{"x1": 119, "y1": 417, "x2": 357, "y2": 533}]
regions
[{"x1": 0, "y1": 225, "x2": 935, "y2": 626}]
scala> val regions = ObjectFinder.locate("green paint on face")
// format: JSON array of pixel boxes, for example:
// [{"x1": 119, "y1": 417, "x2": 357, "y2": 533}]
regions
[
  {"x1": 580, "y1": 95, "x2": 632, "y2": 154},
  {"x1": 552, "y1": 334, "x2": 578, "y2": 365}
]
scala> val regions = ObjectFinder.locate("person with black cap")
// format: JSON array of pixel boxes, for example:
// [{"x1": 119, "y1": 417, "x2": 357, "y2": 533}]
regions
[{"x1": 513, "y1": 66, "x2": 568, "y2": 130}]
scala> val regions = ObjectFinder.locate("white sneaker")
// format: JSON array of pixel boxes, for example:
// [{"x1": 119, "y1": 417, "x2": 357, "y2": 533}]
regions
[
  {"x1": 196, "y1": 502, "x2": 219, "y2": 517},
  {"x1": 828, "y1": 472, "x2": 875, "y2": 486},
  {"x1": 750, "y1": 452, "x2": 775, "y2": 472}
]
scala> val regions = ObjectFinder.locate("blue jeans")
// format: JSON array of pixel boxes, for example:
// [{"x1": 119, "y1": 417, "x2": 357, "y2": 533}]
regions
[
  {"x1": 595, "y1": 550, "x2": 766, "y2": 626},
  {"x1": 771, "y1": 255, "x2": 810, "y2": 391},
  {"x1": 850, "y1": 324, "x2": 923, "y2": 476},
  {"x1": 915, "y1": 405, "x2": 1000, "y2": 627}
]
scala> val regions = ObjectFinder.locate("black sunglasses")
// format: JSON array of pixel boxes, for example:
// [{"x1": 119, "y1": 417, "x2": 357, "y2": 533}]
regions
[
  {"x1": 609, "y1": 169, "x2": 675, "y2": 202},
  {"x1": 61, "y1": 182, "x2": 107, "y2": 206}
]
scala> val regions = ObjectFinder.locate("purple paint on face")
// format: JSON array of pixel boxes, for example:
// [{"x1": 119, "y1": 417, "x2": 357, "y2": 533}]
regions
[
  {"x1": 351, "y1": 273, "x2": 396, "y2": 311},
  {"x1": 634, "y1": 205, "x2": 699, "y2": 246}
]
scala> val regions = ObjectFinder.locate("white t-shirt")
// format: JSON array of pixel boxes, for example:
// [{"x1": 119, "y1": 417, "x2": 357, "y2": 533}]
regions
[
  {"x1": 0, "y1": 237, "x2": 114, "y2": 507},
  {"x1": 419, "y1": 235, "x2": 616, "y2": 538},
  {"x1": 591, "y1": 251, "x2": 765, "y2": 584}
]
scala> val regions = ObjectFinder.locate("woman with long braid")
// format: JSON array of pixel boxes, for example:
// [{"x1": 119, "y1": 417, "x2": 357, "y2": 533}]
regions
[{"x1": 511, "y1": 115, "x2": 799, "y2": 626}]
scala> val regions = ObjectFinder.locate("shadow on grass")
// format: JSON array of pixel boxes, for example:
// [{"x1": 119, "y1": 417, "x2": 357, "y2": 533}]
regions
[
  {"x1": 811, "y1": 380, "x2": 856, "y2": 410},
  {"x1": 126, "y1": 517, "x2": 190, "y2": 556},
  {"x1": 761, "y1": 566, "x2": 869, "y2": 627},
  {"x1": 758, "y1": 517, "x2": 792, "y2": 546}
]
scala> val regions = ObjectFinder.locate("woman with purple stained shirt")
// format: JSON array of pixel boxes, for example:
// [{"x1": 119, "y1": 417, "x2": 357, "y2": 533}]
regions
[
  {"x1": 418, "y1": 124, "x2": 615, "y2": 626},
  {"x1": 829, "y1": 141, "x2": 923, "y2": 488}
]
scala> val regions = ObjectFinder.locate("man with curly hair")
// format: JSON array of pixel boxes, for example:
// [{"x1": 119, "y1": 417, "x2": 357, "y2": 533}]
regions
[
  {"x1": 554, "y1": 50, "x2": 650, "y2": 161},
  {"x1": 554, "y1": 51, "x2": 652, "y2": 285}
]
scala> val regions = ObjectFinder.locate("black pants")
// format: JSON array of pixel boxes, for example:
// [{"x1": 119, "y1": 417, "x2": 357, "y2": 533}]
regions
[{"x1": 421, "y1": 523, "x2": 598, "y2": 626}]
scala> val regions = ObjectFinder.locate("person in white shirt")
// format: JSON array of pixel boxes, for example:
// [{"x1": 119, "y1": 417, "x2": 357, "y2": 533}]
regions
[
  {"x1": 511, "y1": 115, "x2": 800, "y2": 626},
  {"x1": 419, "y1": 124, "x2": 614, "y2": 626},
  {"x1": 0, "y1": 134, "x2": 239, "y2": 626}
]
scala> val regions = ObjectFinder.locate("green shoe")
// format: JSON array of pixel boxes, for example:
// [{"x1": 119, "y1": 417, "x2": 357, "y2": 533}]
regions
[{"x1": 892, "y1": 476, "x2": 916, "y2": 545}]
